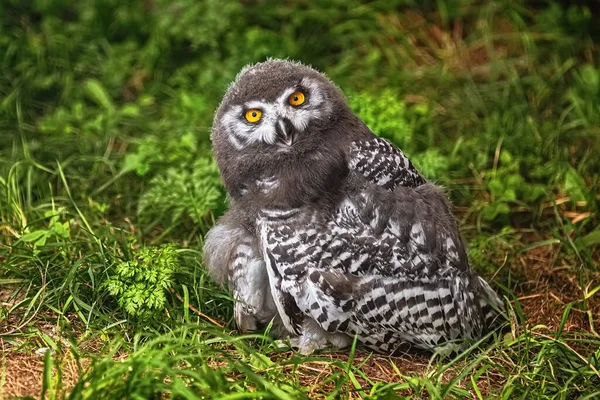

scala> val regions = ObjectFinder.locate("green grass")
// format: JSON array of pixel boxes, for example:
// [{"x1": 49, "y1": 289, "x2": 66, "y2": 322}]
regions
[{"x1": 1, "y1": 0, "x2": 600, "y2": 398}]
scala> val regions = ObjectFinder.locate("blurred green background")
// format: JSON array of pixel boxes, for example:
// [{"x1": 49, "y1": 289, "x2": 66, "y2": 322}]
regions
[{"x1": 1, "y1": 1, "x2": 599, "y2": 398}]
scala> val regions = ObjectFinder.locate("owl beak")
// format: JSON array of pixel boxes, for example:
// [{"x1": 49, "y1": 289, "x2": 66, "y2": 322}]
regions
[{"x1": 275, "y1": 117, "x2": 296, "y2": 146}]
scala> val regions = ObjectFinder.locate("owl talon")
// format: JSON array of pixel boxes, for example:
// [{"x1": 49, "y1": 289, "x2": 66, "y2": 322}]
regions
[
  {"x1": 290, "y1": 335, "x2": 327, "y2": 355},
  {"x1": 273, "y1": 337, "x2": 324, "y2": 355},
  {"x1": 277, "y1": 319, "x2": 352, "y2": 355},
  {"x1": 234, "y1": 303, "x2": 258, "y2": 333}
]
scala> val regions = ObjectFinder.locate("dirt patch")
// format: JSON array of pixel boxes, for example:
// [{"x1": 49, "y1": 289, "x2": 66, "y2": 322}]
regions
[
  {"x1": 0, "y1": 299, "x2": 98, "y2": 399},
  {"x1": 514, "y1": 245, "x2": 600, "y2": 334},
  {"x1": 2, "y1": 351, "x2": 45, "y2": 399},
  {"x1": 1, "y1": 347, "x2": 90, "y2": 399}
]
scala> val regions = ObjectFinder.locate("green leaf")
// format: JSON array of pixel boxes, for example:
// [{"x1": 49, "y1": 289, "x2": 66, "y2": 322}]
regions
[
  {"x1": 50, "y1": 222, "x2": 70, "y2": 238},
  {"x1": 577, "y1": 64, "x2": 600, "y2": 95},
  {"x1": 564, "y1": 167, "x2": 588, "y2": 202},
  {"x1": 488, "y1": 179, "x2": 505, "y2": 196},
  {"x1": 585, "y1": 285, "x2": 600, "y2": 300},
  {"x1": 499, "y1": 150, "x2": 513, "y2": 164},
  {"x1": 83, "y1": 79, "x2": 114, "y2": 111},
  {"x1": 518, "y1": 239, "x2": 561, "y2": 253},
  {"x1": 482, "y1": 202, "x2": 511, "y2": 220},
  {"x1": 503, "y1": 188, "x2": 517, "y2": 201},
  {"x1": 20, "y1": 230, "x2": 48, "y2": 243},
  {"x1": 581, "y1": 230, "x2": 600, "y2": 247},
  {"x1": 35, "y1": 235, "x2": 48, "y2": 246},
  {"x1": 120, "y1": 104, "x2": 140, "y2": 116},
  {"x1": 249, "y1": 353, "x2": 275, "y2": 369},
  {"x1": 122, "y1": 153, "x2": 143, "y2": 173},
  {"x1": 40, "y1": 349, "x2": 54, "y2": 399}
]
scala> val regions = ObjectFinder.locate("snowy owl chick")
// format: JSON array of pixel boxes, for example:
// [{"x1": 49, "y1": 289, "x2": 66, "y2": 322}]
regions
[{"x1": 205, "y1": 59, "x2": 504, "y2": 354}]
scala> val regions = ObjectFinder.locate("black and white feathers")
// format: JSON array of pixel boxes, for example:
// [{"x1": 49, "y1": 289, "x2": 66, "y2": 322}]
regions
[
  {"x1": 205, "y1": 134, "x2": 426, "y2": 334},
  {"x1": 205, "y1": 58, "x2": 504, "y2": 354},
  {"x1": 204, "y1": 134, "x2": 425, "y2": 335},
  {"x1": 258, "y1": 179, "x2": 503, "y2": 353}
]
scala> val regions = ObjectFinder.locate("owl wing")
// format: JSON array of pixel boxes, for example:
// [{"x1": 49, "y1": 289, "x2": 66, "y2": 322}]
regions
[
  {"x1": 228, "y1": 237, "x2": 278, "y2": 332},
  {"x1": 348, "y1": 136, "x2": 426, "y2": 190},
  {"x1": 204, "y1": 214, "x2": 277, "y2": 332},
  {"x1": 258, "y1": 183, "x2": 503, "y2": 352}
]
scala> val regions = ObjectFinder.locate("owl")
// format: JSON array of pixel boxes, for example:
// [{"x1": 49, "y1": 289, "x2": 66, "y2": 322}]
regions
[{"x1": 205, "y1": 59, "x2": 504, "y2": 354}]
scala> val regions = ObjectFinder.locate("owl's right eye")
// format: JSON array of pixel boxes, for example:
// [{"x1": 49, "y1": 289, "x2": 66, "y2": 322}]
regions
[{"x1": 245, "y1": 109, "x2": 262, "y2": 123}]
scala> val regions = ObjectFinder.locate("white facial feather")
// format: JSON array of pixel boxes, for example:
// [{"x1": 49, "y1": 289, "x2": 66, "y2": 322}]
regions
[
  {"x1": 301, "y1": 77, "x2": 330, "y2": 115},
  {"x1": 222, "y1": 82, "x2": 329, "y2": 149}
]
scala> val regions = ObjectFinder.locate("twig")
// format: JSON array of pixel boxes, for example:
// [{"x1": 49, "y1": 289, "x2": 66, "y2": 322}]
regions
[
  {"x1": 490, "y1": 253, "x2": 509, "y2": 282},
  {"x1": 168, "y1": 288, "x2": 224, "y2": 328},
  {"x1": 516, "y1": 294, "x2": 543, "y2": 301},
  {"x1": 549, "y1": 292, "x2": 564, "y2": 305}
]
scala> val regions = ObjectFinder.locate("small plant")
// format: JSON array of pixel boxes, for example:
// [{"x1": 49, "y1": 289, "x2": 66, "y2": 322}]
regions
[
  {"x1": 137, "y1": 157, "x2": 222, "y2": 226},
  {"x1": 122, "y1": 131, "x2": 201, "y2": 177},
  {"x1": 348, "y1": 89, "x2": 414, "y2": 149},
  {"x1": 104, "y1": 244, "x2": 179, "y2": 321},
  {"x1": 468, "y1": 227, "x2": 518, "y2": 275},
  {"x1": 18, "y1": 208, "x2": 72, "y2": 251},
  {"x1": 480, "y1": 150, "x2": 546, "y2": 222},
  {"x1": 411, "y1": 149, "x2": 449, "y2": 180}
]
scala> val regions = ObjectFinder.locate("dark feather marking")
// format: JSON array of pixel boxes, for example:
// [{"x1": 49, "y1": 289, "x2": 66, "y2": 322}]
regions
[{"x1": 266, "y1": 252, "x2": 304, "y2": 333}]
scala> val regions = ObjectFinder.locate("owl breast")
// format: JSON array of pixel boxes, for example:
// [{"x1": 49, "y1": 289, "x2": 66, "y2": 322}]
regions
[{"x1": 241, "y1": 146, "x2": 350, "y2": 210}]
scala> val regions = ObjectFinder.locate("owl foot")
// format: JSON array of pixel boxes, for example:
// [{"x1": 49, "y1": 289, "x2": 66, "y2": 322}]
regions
[
  {"x1": 277, "y1": 319, "x2": 352, "y2": 355},
  {"x1": 289, "y1": 335, "x2": 327, "y2": 355},
  {"x1": 234, "y1": 303, "x2": 258, "y2": 332},
  {"x1": 274, "y1": 335, "x2": 330, "y2": 355}
]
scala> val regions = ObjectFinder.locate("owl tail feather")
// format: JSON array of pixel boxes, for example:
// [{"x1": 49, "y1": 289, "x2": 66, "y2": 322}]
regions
[{"x1": 477, "y1": 276, "x2": 507, "y2": 331}]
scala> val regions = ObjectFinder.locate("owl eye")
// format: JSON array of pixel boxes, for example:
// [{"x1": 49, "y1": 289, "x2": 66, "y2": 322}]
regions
[
  {"x1": 288, "y1": 91, "x2": 305, "y2": 106},
  {"x1": 245, "y1": 109, "x2": 262, "y2": 123}
]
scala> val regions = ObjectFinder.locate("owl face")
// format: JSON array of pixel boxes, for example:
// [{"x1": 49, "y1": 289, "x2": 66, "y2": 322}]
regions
[
  {"x1": 212, "y1": 60, "x2": 355, "y2": 200},
  {"x1": 213, "y1": 60, "x2": 346, "y2": 152}
]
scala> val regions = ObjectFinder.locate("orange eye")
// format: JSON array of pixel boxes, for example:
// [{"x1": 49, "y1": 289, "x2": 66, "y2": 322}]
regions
[
  {"x1": 245, "y1": 109, "x2": 262, "y2": 123},
  {"x1": 289, "y1": 91, "x2": 305, "y2": 106}
]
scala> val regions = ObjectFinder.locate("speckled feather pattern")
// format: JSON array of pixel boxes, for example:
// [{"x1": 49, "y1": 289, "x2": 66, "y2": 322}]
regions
[
  {"x1": 258, "y1": 181, "x2": 502, "y2": 353},
  {"x1": 206, "y1": 134, "x2": 429, "y2": 335},
  {"x1": 348, "y1": 138, "x2": 425, "y2": 190}
]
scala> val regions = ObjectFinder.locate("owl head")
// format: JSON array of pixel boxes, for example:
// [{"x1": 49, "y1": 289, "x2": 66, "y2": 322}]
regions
[{"x1": 211, "y1": 59, "x2": 363, "y2": 200}]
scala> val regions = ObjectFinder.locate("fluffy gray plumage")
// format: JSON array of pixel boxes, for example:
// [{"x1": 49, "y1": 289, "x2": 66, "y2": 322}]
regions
[
  {"x1": 204, "y1": 59, "x2": 504, "y2": 354},
  {"x1": 203, "y1": 206, "x2": 277, "y2": 332}
]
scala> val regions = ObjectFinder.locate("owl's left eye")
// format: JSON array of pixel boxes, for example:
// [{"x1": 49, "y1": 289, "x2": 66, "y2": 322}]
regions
[
  {"x1": 289, "y1": 91, "x2": 305, "y2": 106},
  {"x1": 245, "y1": 109, "x2": 262, "y2": 123}
]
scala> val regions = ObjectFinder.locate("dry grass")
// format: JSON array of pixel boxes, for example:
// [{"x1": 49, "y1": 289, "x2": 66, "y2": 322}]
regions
[
  {"x1": 516, "y1": 246, "x2": 600, "y2": 334},
  {"x1": 1, "y1": 345, "x2": 91, "y2": 399}
]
